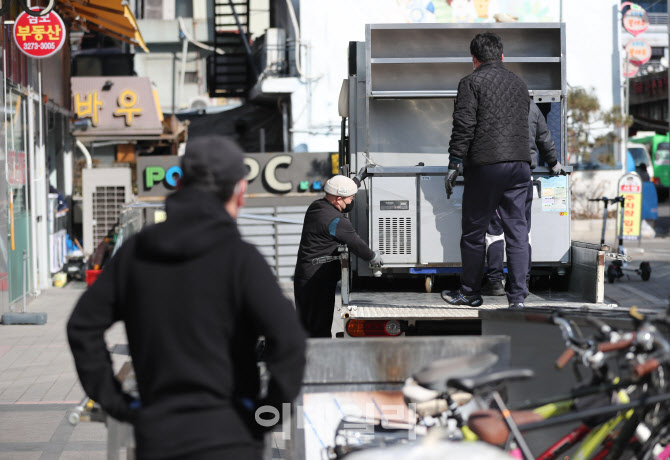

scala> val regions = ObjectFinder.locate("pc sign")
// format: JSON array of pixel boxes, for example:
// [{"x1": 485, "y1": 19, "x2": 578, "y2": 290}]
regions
[{"x1": 13, "y1": 8, "x2": 66, "y2": 59}]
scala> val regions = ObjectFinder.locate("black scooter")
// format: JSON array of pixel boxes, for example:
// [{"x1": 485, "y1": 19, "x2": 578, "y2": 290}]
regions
[{"x1": 588, "y1": 196, "x2": 651, "y2": 284}]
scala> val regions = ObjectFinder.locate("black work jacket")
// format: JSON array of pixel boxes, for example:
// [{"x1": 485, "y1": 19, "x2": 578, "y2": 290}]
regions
[
  {"x1": 449, "y1": 60, "x2": 531, "y2": 166},
  {"x1": 294, "y1": 198, "x2": 375, "y2": 281}
]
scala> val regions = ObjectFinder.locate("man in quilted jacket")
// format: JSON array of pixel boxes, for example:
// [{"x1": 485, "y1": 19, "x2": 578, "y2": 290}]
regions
[{"x1": 442, "y1": 32, "x2": 532, "y2": 309}]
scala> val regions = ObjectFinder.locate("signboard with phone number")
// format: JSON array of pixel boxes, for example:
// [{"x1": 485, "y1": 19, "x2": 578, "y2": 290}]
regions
[{"x1": 13, "y1": 8, "x2": 66, "y2": 59}]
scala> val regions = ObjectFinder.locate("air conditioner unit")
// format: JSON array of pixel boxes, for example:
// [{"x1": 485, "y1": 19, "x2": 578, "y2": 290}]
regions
[
  {"x1": 82, "y1": 168, "x2": 133, "y2": 256},
  {"x1": 265, "y1": 28, "x2": 286, "y2": 75},
  {"x1": 188, "y1": 96, "x2": 212, "y2": 110}
]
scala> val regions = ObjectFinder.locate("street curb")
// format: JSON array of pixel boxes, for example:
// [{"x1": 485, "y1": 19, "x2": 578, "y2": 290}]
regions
[{"x1": 1, "y1": 312, "x2": 48, "y2": 325}]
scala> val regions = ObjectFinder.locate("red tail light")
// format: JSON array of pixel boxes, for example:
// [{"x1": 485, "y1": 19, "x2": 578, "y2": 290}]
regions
[
  {"x1": 346, "y1": 319, "x2": 402, "y2": 337},
  {"x1": 653, "y1": 177, "x2": 661, "y2": 186}
]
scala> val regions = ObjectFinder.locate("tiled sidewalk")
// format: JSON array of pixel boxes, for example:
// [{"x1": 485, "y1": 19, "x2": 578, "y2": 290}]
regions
[{"x1": 0, "y1": 283, "x2": 128, "y2": 459}]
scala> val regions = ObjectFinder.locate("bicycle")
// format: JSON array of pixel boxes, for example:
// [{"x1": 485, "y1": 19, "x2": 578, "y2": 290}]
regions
[{"x1": 329, "y1": 309, "x2": 670, "y2": 460}]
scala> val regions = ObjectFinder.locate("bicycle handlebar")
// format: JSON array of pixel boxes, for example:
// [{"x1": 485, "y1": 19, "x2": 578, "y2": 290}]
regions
[
  {"x1": 598, "y1": 338, "x2": 635, "y2": 352},
  {"x1": 555, "y1": 348, "x2": 575, "y2": 369},
  {"x1": 555, "y1": 338, "x2": 634, "y2": 370},
  {"x1": 587, "y1": 196, "x2": 625, "y2": 204},
  {"x1": 634, "y1": 358, "x2": 661, "y2": 378},
  {"x1": 552, "y1": 315, "x2": 589, "y2": 348}
]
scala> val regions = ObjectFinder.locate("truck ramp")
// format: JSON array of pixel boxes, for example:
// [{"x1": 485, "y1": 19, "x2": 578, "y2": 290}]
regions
[{"x1": 342, "y1": 291, "x2": 617, "y2": 321}]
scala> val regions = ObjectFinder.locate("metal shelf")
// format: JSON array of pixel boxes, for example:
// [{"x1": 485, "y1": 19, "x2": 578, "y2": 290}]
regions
[
  {"x1": 370, "y1": 90, "x2": 458, "y2": 98},
  {"x1": 371, "y1": 57, "x2": 561, "y2": 64}
]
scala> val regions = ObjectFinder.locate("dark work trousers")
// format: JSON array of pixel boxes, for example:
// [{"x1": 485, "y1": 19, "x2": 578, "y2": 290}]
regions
[
  {"x1": 147, "y1": 444, "x2": 264, "y2": 460},
  {"x1": 294, "y1": 276, "x2": 337, "y2": 338},
  {"x1": 486, "y1": 180, "x2": 534, "y2": 283},
  {"x1": 460, "y1": 161, "x2": 531, "y2": 304}
]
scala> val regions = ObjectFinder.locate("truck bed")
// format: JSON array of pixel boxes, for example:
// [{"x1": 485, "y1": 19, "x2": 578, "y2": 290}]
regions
[{"x1": 341, "y1": 290, "x2": 617, "y2": 320}]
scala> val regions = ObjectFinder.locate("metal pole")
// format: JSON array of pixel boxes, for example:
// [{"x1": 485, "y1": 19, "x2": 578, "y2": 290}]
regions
[
  {"x1": 177, "y1": 36, "x2": 188, "y2": 111},
  {"x1": 624, "y1": 50, "x2": 629, "y2": 173},
  {"x1": 260, "y1": 128, "x2": 266, "y2": 153},
  {"x1": 22, "y1": 249, "x2": 27, "y2": 313}
]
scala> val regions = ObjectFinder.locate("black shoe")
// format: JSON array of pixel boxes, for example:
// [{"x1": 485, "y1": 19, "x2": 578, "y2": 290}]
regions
[
  {"x1": 508, "y1": 303, "x2": 525, "y2": 309},
  {"x1": 441, "y1": 290, "x2": 483, "y2": 307},
  {"x1": 482, "y1": 280, "x2": 505, "y2": 296}
]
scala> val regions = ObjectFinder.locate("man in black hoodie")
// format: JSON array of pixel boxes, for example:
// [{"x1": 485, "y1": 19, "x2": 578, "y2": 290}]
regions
[{"x1": 67, "y1": 136, "x2": 307, "y2": 460}]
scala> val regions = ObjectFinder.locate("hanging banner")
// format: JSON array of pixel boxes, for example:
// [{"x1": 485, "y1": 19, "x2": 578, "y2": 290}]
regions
[
  {"x1": 617, "y1": 172, "x2": 642, "y2": 241},
  {"x1": 13, "y1": 8, "x2": 66, "y2": 59},
  {"x1": 622, "y1": 4, "x2": 649, "y2": 37},
  {"x1": 625, "y1": 38, "x2": 652, "y2": 66}
]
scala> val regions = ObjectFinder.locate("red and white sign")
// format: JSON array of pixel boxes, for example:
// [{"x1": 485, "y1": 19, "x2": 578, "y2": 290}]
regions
[
  {"x1": 622, "y1": 6, "x2": 649, "y2": 37},
  {"x1": 622, "y1": 58, "x2": 639, "y2": 78},
  {"x1": 13, "y1": 8, "x2": 66, "y2": 59},
  {"x1": 625, "y1": 38, "x2": 652, "y2": 67}
]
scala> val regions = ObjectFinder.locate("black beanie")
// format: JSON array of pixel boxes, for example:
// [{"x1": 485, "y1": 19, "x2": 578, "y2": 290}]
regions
[{"x1": 181, "y1": 136, "x2": 247, "y2": 199}]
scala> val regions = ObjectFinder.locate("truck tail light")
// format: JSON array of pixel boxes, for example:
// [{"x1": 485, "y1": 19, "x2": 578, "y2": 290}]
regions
[
  {"x1": 346, "y1": 319, "x2": 402, "y2": 337},
  {"x1": 653, "y1": 177, "x2": 661, "y2": 186}
]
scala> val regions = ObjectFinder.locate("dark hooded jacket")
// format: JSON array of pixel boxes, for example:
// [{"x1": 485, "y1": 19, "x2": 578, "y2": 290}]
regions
[{"x1": 67, "y1": 187, "x2": 306, "y2": 459}]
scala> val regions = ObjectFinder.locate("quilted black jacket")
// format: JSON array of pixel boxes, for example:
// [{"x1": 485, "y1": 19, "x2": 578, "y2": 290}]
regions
[{"x1": 449, "y1": 61, "x2": 531, "y2": 167}]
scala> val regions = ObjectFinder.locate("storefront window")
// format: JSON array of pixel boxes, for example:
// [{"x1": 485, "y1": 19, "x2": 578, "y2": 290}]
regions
[{"x1": 6, "y1": 91, "x2": 30, "y2": 305}]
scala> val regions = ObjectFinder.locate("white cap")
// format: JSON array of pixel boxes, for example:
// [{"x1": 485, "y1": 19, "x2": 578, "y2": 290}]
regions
[{"x1": 324, "y1": 175, "x2": 357, "y2": 197}]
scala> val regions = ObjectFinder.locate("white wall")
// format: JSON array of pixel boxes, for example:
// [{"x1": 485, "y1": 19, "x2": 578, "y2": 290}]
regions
[{"x1": 290, "y1": 0, "x2": 621, "y2": 152}]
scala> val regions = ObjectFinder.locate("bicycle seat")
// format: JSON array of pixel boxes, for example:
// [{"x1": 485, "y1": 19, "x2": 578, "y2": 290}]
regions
[
  {"x1": 413, "y1": 353, "x2": 499, "y2": 392},
  {"x1": 447, "y1": 368, "x2": 534, "y2": 394},
  {"x1": 468, "y1": 409, "x2": 544, "y2": 446}
]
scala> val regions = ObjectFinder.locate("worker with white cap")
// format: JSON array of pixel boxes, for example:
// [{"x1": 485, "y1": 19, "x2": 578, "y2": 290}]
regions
[{"x1": 294, "y1": 169, "x2": 382, "y2": 337}]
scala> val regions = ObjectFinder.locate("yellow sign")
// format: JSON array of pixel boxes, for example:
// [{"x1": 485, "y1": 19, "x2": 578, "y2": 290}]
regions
[
  {"x1": 74, "y1": 92, "x2": 103, "y2": 126},
  {"x1": 617, "y1": 173, "x2": 642, "y2": 241},
  {"x1": 113, "y1": 90, "x2": 143, "y2": 126}
]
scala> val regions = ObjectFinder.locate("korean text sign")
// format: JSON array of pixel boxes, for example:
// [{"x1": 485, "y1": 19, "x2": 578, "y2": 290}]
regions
[
  {"x1": 71, "y1": 77, "x2": 163, "y2": 136},
  {"x1": 617, "y1": 173, "x2": 642, "y2": 241},
  {"x1": 13, "y1": 9, "x2": 66, "y2": 59}
]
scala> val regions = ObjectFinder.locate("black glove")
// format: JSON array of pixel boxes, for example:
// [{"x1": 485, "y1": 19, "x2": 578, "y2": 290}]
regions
[
  {"x1": 444, "y1": 162, "x2": 460, "y2": 199},
  {"x1": 369, "y1": 251, "x2": 383, "y2": 268},
  {"x1": 356, "y1": 166, "x2": 370, "y2": 182},
  {"x1": 551, "y1": 161, "x2": 567, "y2": 175}
]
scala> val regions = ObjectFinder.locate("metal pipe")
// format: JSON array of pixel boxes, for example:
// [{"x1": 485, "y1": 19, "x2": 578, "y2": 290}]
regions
[
  {"x1": 22, "y1": 250, "x2": 26, "y2": 313},
  {"x1": 75, "y1": 140, "x2": 93, "y2": 169},
  {"x1": 178, "y1": 36, "x2": 188, "y2": 111},
  {"x1": 282, "y1": 102, "x2": 289, "y2": 152},
  {"x1": 260, "y1": 128, "x2": 265, "y2": 153},
  {"x1": 238, "y1": 213, "x2": 302, "y2": 224}
]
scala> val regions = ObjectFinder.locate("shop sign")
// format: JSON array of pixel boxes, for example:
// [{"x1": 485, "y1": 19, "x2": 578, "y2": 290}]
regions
[
  {"x1": 622, "y1": 58, "x2": 639, "y2": 78},
  {"x1": 13, "y1": 8, "x2": 66, "y2": 59},
  {"x1": 617, "y1": 173, "x2": 642, "y2": 241},
  {"x1": 622, "y1": 5, "x2": 649, "y2": 37},
  {"x1": 71, "y1": 77, "x2": 163, "y2": 136},
  {"x1": 625, "y1": 39, "x2": 652, "y2": 66},
  {"x1": 137, "y1": 152, "x2": 338, "y2": 198},
  {"x1": 632, "y1": 77, "x2": 668, "y2": 97}
]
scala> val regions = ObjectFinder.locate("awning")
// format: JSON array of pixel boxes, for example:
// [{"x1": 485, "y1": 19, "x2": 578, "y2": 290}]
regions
[{"x1": 57, "y1": 0, "x2": 149, "y2": 52}]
